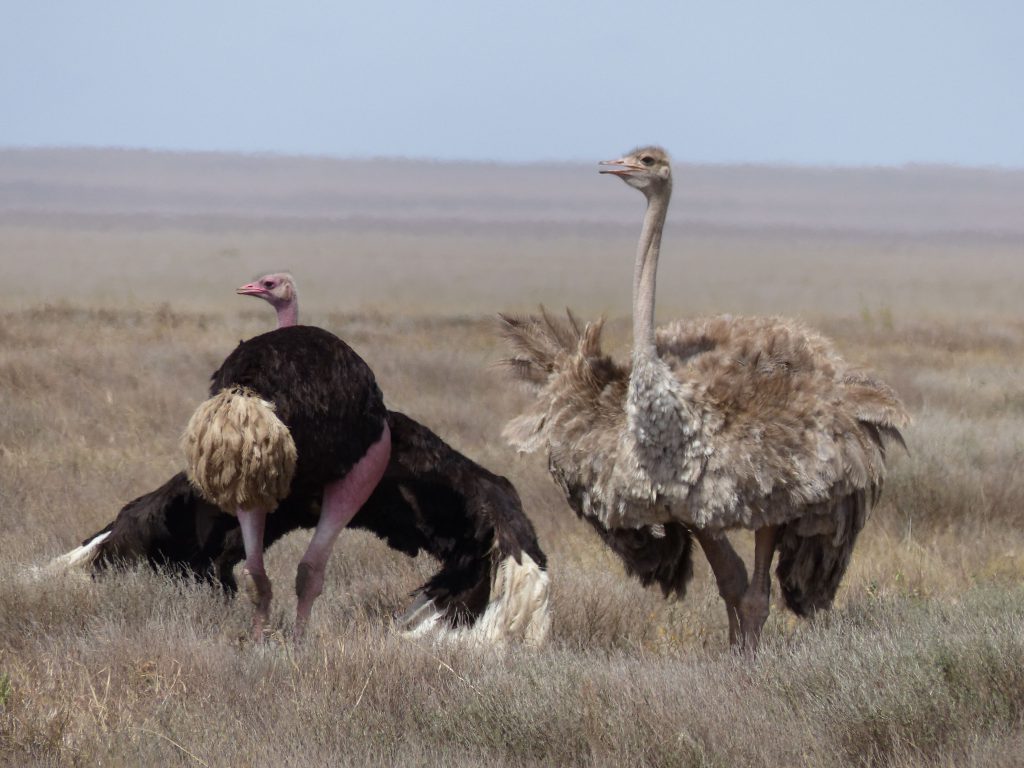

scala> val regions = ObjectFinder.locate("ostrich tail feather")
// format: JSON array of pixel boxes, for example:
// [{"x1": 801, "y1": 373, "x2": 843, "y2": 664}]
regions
[
  {"x1": 399, "y1": 552, "x2": 550, "y2": 647},
  {"x1": 27, "y1": 530, "x2": 114, "y2": 582},
  {"x1": 499, "y1": 307, "x2": 628, "y2": 458},
  {"x1": 51, "y1": 530, "x2": 112, "y2": 571},
  {"x1": 498, "y1": 307, "x2": 604, "y2": 387},
  {"x1": 473, "y1": 550, "x2": 551, "y2": 645}
]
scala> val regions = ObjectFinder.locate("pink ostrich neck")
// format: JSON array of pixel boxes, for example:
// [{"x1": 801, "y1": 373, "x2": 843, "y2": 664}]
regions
[{"x1": 274, "y1": 299, "x2": 298, "y2": 329}]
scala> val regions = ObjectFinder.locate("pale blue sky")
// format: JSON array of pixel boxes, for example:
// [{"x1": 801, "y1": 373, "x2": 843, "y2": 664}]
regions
[{"x1": 2, "y1": 1, "x2": 1021, "y2": 165}]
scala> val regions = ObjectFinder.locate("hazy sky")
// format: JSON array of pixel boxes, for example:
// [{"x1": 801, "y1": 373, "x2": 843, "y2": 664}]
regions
[{"x1": 2, "y1": 1, "x2": 1021, "y2": 165}]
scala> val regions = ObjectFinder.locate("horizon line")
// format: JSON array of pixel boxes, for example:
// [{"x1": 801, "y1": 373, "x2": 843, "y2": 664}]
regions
[{"x1": 2, "y1": 143, "x2": 1023, "y2": 174}]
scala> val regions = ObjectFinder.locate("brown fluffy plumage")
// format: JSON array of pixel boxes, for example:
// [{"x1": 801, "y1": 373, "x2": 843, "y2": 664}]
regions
[
  {"x1": 501, "y1": 309, "x2": 907, "y2": 613},
  {"x1": 502, "y1": 146, "x2": 910, "y2": 647},
  {"x1": 182, "y1": 387, "x2": 297, "y2": 513},
  {"x1": 499, "y1": 309, "x2": 909, "y2": 532}
]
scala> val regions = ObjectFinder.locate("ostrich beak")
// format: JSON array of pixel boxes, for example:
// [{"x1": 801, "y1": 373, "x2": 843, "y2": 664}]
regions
[
  {"x1": 236, "y1": 282, "x2": 267, "y2": 297},
  {"x1": 599, "y1": 157, "x2": 642, "y2": 176}
]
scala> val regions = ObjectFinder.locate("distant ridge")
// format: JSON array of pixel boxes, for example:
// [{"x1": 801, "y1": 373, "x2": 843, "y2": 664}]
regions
[{"x1": 2, "y1": 147, "x2": 1023, "y2": 237}]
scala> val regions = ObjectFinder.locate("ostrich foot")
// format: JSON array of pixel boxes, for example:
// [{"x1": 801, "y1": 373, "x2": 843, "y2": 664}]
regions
[
  {"x1": 293, "y1": 561, "x2": 325, "y2": 641},
  {"x1": 242, "y1": 567, "x2": 273, "y2": 641},
  {"x1": 737, "y1": 525, "x2": 778, "y2": 653},
  {"x1": 727, "y1": 605, "x2": 742, "y2": 646},
  {"x1": 738, "y1": 588, "x2": 771, "y2": 652}
]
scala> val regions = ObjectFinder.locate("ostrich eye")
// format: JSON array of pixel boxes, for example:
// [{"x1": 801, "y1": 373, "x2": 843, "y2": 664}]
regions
[
  {"x1": 640, "y1": 156, "x2": 654, "y2": 167},
  {"x1": 263, "y1": 281, "x2": 275, "y2": 288}
]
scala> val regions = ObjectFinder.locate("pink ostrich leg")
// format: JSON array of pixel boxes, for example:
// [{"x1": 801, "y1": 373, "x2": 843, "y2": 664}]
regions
[
  {"x1": 293, "y1": 422, "x2": 392, "y2": 640},
  {"x1": 237, "y1": 506, "x2": 273, "y2": 639}
]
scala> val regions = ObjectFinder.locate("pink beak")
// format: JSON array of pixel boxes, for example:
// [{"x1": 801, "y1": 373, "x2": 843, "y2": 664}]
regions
[{"x1": 236, "y1": 282, "x2": 267, "y2": 297}]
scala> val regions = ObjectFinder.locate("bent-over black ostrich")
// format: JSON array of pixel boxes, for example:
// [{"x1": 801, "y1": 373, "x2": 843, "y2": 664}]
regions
[
  {"x1": 60, "y1": 412, "x2": 550, "y2": 643},
  {"x1": 51, "y1": 273, "x2": 550, "y2": 644},
  {"x1": 184, "y1": 323, "x2": 393, "y2": 640}
]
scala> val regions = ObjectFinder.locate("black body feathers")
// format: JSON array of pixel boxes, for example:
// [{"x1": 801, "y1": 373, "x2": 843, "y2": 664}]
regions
[
  {"x1": 211, "y1": 325, "x2": 388, "y2": 496},
  {"x1": 83, "y1": 412, "x2": 547, "y2": 629}
]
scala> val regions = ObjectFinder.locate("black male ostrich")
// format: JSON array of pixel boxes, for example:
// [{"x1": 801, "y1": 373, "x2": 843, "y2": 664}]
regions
[
  {"x1": 50, "y1": 273, "x2": 550, "y2": 643},
  {"x1": 58, "y1": 411, "x2": 550, "y2": 643},
  {"x1": 184, "y1": 324, "x2": 393, "y2": 640}
]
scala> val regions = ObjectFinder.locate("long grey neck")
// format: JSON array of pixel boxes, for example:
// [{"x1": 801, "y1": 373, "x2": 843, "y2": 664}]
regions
[
  {"x1": 632, "y1": 185, "x2": 671, "y2": 363},
  {"x1": 276, "y1": 301, "x2": 298, "y2": 329},
  {"x1": 624, "y1": 179, "x2": 706, "y2": 487}
]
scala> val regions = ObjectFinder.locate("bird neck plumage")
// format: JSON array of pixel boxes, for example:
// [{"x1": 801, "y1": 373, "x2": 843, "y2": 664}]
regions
[
  {"x1": 621, "y1": 177, "x2": 705, "y2": 489},
  {"x1": 276, "y1": 302, "x2": 298, "y2": 329},
  {"x1": 632, "y1": 184, "x2": 670, "y2": 365}
]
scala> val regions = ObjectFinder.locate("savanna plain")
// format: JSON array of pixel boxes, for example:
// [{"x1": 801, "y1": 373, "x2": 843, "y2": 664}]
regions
[{"x1": 2, "y1": 149, "x2": 1024, "y2": 767}]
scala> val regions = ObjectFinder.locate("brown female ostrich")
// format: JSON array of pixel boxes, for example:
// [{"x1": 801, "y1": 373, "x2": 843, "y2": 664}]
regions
[
  {"x1": 52, "y1": 272, "x2": 549, "y2": 644},
  {"x1": 502, "y1": 146, "x2": 908, "y2": 649}
]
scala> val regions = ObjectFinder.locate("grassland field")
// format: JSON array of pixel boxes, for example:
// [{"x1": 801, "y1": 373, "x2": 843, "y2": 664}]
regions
[{"x1": 1, "y1": 149, "x2": 1023, "y2": 766}]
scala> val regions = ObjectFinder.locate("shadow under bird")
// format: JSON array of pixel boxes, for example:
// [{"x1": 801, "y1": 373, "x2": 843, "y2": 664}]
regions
[
  {"x1": 51, "y1": 272, "x2": 550, "y2": 645},
  {"x1": 501, "y1": 146, "x2": 908, "y2": 650}
]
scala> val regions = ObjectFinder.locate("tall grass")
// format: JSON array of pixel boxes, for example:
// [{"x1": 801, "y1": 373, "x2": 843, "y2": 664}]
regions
[
  {"x1": 1, "y1": 301, "x2": 1022, "y2": 766},
  {"x1": 2, "y1": 152, "x2": 1024, "y2": 765}
]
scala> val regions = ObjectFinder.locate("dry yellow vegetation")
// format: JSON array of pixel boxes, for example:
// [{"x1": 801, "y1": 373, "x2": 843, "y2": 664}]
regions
[{"x1": 1, "y1": 150, "x2": 1023, "y2": 766}]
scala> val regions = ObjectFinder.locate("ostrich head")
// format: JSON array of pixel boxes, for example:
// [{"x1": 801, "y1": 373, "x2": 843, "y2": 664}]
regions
[
  {"x1": 237, "y1": 272, "x2": 298, "y2": 328},
  {"x1": 599, "y1": 146, "x2": 672, "y2": 198}
]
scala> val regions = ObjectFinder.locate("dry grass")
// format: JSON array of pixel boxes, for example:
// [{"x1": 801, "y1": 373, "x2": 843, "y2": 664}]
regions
[{"x1": 2, "y1": 151, "x2": 1024, "y2": 766}]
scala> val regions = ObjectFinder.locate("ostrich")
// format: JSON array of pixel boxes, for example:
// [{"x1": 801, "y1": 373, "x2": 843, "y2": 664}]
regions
[
  {"x1": 501, "y1": 146, "x2": 908, "y2": 649},
  {"x1": 202, "y1": 268, "x2": 545, "y2": 639},
  {"x1": 50, "y1": 273, "x2": 550, "y2": 644},
  {"x1": 183, "y1": 323, "x2": 393, "y2": 641},
  {"x1": 59, "y1": 412, "x2": 550, "y2": 644}
]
